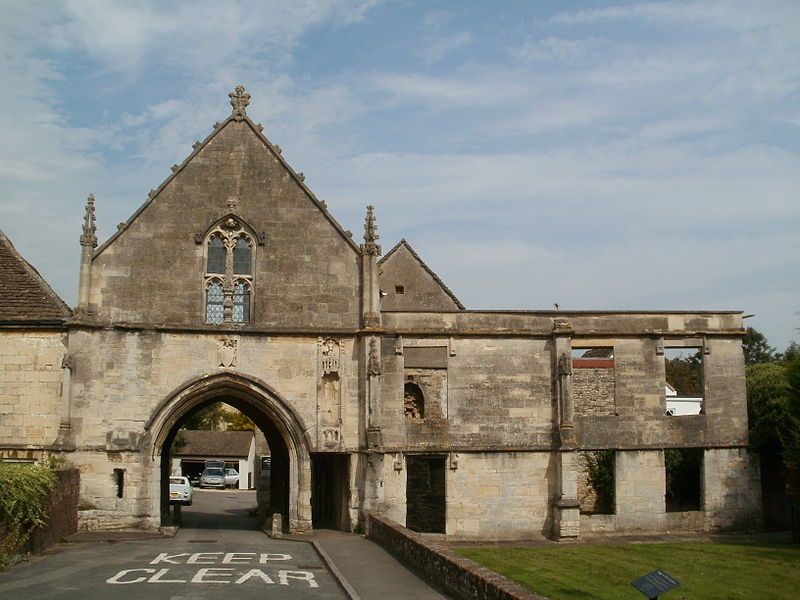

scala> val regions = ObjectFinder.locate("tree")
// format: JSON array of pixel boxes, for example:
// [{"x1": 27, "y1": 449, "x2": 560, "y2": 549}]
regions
[
  {"x1": 746, "y1": 362, "x2": 790, "y2": 457},
  {"x1": 743, "y1": 327, "x2": 778, "y2": 365},
  {"x1": 665, "y1": 349, "x2": 702, "y2": 396},
  {"x1": 179, "y1": 402, "x2": 255, "y2": 431},
  {"x1": 781, "y1": 356, "x2": 800, "y2": 473}
]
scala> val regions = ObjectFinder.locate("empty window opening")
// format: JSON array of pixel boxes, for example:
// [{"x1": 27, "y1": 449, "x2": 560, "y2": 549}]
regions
[
  {"x1": 404, "y1": 382, "x2": 425, "y2": 419},
  {"x1": 665, "y1": 448, "x2": 703, "y2": 512},
  {"x1": 665, "y1": 347, "x2": 703, "y2": 416},
  {"x1": 406, "y1": 455, "x2": 446, "y2": 533},
  {"x1": 572, "y1": 347, "x2": 615, "y2": 417},
  {"x1": 395, "y1": 285, "x2": 405, "y2": 294},
  {"x1": 114, "y1": 468, "x2": 125, "y2": 498},
  {"x1": 579, "y1": 450, "x2": 615, "y2": 515}
]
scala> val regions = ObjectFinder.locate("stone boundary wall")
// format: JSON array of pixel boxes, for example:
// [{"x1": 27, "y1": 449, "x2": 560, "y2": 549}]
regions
[
  {"x1": 366, "y1": 512, "x2": 548, "y2": 600},
  {"x1": 28, "y1": 468, "x2": 80, "y2": 553}
]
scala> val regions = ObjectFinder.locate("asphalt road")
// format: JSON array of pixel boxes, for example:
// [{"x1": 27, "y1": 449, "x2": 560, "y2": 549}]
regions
[{"x1": 0, "y1": 489, "x2": 348, "y2": 600}]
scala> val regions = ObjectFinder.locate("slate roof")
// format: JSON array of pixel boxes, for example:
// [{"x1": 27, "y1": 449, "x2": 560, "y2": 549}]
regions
[
  {"x1": 174, "y1": 430, "x2": 254, "y2": 458},
  {"x1": 0, "y1": 229, "x2": 71, "y2": 324},
  {"x1": 379, "y1": 239, "x2": 465, "y2": 310}
]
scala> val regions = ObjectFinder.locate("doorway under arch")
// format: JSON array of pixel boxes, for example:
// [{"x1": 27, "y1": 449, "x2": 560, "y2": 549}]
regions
[{"x1": 145, "y1": 373, "x2": 312, "y2": 533}]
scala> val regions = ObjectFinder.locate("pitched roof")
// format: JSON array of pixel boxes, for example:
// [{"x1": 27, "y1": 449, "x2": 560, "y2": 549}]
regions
[
  {"x1": 174, "y1": 430, "x2": 254, "y2": 458},
  {"x1": 0, "y1": 229, "x2": 71, "y2": 324},
  {"x1": 379, "y1": 239, "x2": 465, "y2": 310},
  {"x1": 95, "y1": 88, "x2": 361, "y2": 258}
]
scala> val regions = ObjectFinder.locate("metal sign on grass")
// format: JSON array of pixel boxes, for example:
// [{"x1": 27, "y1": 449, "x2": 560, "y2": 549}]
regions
[{"x1": 631, "y1": 569, "x2": 680, "y2": 599}]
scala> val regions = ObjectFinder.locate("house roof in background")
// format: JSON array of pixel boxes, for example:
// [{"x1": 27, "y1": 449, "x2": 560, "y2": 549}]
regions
[
  {"x1": 0, "y1": 229, "x2": 71, "y2": 324},
  {"x1": 174, "y1": 430, "x2": 254, "y2": 458}
]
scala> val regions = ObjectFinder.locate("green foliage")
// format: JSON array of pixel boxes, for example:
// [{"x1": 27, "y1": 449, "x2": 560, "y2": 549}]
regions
[
  {"x1": 180, "y1": 402, "x2": 255, "y2": 431},
  {"x1": 457, "y1": 542, "x2": 800, "y2": 600},
  {"x1": 743, "y1": 327, "x2": 778, "y2": 365},
  {"x1": 780, "y1": 356, "x2": 800, "y2": 474},
  {"x1": 664, "y1": 448, "x2": 702, "y2": 511},
  {"x1": 747, "y1": 362, "x2": 790, "y2": 456},
  {"x1": 584, "y1": 450, "x2": 614, "y2": 514},
  {"x1": 0, "y1": 461, "x2": 56, "y2": 570},
  {"x1": 665, "y1": 349, "x2": 703, "y2": 396}
]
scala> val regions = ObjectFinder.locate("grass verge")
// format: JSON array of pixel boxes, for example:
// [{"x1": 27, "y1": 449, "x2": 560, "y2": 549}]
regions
[{"x1": 456, "y1": 541, "x2": 800, "y2": 600}]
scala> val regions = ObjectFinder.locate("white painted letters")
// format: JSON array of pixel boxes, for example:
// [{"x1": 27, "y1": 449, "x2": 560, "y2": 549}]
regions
[
  {"x1": 235, "y1": 569, "x2": 275, "y2": 584},
  {"x1": 191, "y1": 568, "x2": 235, "y2": 583},
  {"x1": 107, "y1": 568, "x2": 156, "y2": 584},
  {"x1": 278, "y1": 570, "x2": 319, "y2": 588}
]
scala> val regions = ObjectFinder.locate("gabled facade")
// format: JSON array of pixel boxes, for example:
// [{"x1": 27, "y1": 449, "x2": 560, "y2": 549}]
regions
[{"x1": 0, "y1": 87, "x2": 761, "y2": 539}]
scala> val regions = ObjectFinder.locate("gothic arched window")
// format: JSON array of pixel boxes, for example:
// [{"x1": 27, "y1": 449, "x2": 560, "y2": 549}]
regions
[
  {"x1": 203, "y1": 217, "x2": 254, "y2": 324},
  {"x1": 404, "y1": 382, "x2": 425, "y2": 419}
]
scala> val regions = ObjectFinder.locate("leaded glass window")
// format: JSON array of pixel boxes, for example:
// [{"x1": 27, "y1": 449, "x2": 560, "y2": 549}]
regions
[
  {"x1": 203, "y1": 217, "x2": 255, "y2": 324},
  {"x1": 207, "y1": 236, "x2": 225, "y2": 273},
  {"x1": 233, "y1": 236, "x2": 252, "y2": 275},
  {"x1": 233, "y1": 281, "x2": 250, "y2": 323},
  {"x1": 206, "y1": 281, "x2": 224, "y2": 324}
]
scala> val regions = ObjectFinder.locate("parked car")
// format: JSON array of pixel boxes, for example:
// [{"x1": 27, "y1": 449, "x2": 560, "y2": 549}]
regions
[
  {"x1": 188, "y1": 473, "x2": 200, "y2": 487},
  {"x1": 169, "y1": 476, "x2": 193, "y2": 505},
  {"x1": 199, "y1": 467, "x2": 225, "y2": 489},
  {"x1": 224, "y1": 468, "x2": 239, "y2": 488}
]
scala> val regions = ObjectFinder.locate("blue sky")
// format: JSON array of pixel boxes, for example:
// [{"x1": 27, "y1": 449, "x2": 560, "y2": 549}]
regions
[{"x1": 1, "y1": 0, "x2": 798, "y2": 349}]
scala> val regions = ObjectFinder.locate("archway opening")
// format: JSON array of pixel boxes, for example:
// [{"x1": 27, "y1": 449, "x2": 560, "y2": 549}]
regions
[{"x1": 159, "y1": 396, "x2": 291, "y2": 531}]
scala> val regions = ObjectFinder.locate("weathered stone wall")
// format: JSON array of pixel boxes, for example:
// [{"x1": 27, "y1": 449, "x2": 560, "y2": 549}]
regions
[
  {"x1": 378, "y1": 242, "x2": 462, "y2": 311},
  {"x1": 703, "y1": 448, "x2": 762, "y2": 531},
  {"x1": 447, "y1": 452, "x2": 555, "y2": 540},
  {"x1": 0, "y1": 331, "x2": 65, "y2": 448},
  {"x1": 65, "y1": 328, "x2": 362, "y2": 528},
  {"x1": 366, "y1": 512, "x2": 548, "y2": 600},
  {"x1": 573, "y1": 367, "x2": 615, "y2": 417},
  {"x1": 88, "y1": 120, "x2": 361, "y2": 330},
  {"x1": 614, "y1": 450, "x2": 665, "y2": 532}
]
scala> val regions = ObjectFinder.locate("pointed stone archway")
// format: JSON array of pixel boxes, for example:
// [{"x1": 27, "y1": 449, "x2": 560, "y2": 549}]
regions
[{"x1": 144, "y1": 372, "x2": 312, "y2": 532}]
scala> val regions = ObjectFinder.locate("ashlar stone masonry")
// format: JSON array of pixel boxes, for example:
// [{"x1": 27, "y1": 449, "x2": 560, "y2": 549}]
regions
[{"x1": 0, "y1": 87, "x2": 761, "y2": 540}]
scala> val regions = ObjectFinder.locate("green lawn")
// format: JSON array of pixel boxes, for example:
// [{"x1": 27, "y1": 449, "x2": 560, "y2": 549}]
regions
[{"x1": 456, "y1": 541, "x2": 800, "y2": 600}]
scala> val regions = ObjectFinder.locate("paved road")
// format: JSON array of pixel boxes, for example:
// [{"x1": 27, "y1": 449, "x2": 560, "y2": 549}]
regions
[{"x1": 0, "y1": 489, "x2": 347, "y2": 600}]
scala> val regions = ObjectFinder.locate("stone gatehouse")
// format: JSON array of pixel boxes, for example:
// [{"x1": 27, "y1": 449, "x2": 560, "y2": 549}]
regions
[{"x1": 0, "y1": 86, "x2": 761, "y2": 539}]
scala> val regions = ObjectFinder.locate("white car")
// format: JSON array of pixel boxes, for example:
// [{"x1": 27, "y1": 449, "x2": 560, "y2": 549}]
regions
[
  {"x1": 169, "y1": 476, "x2": 193, "y2": 505},
  {"x1": 224, "y1": 468, "x2": 239, "y2": 488}
]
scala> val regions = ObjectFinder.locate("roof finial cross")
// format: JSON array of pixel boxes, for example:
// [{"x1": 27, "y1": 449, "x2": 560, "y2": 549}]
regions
[
  {"x1": 80, "y1": 194, "x2": 97, "y2": 248},
  {"x1": 361, "y1": 205, "x2": 381, "y2": 257},
  {"x1": 229, "y1": 85, "x2": 250, "y2": 121}
]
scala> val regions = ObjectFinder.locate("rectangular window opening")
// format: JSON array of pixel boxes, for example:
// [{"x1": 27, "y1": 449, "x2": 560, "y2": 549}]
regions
[
  {"x1": 395, "y1": 285, "x2": 405, "y2": 295},
  {"x1": 572, "y1": 347, "x2": 616, "y2": 417},
  {"x1": 114, "y1": 468, "x2": 125, "y2": 499},
  {"x1": 664, "y1": 347, "x2": 703, "y2": 416},
  {"x1": 406, "y1": 455, "x2": 446, "y2": 533},
  {"x1": 579, "y1": 450, "x2": 615, "y2": 515},
  {"x1": 665, "y1": 448, "x2": 703, "y2": 512}
]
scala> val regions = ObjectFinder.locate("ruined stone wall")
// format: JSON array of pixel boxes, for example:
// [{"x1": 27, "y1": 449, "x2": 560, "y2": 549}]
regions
[
  {"x1": 703, "y1": 448, "x2": 762, "y2": 531},
  {"x1": 0, "y1": 330, "x2": 65, "y2": 448},
  {"x1": 88, "y1": 120, "x2": 361, "y2": 329},
  {"x1": 446, "y1": 452, "x2": 556, "y2": 540},
  {"x1": 573, "y1": 367, "x2": 615, "y2": 417},
  {"x1": 614, "y1": 450, "x2": 666, "y2": 532},
  {"x1": 378, "y1": 336, "x2": 555, "y2": 451}
]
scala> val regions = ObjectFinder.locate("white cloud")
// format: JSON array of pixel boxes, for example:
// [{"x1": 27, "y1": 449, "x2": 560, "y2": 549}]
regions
[{"x1": 512, "y1": 36, "x2": 602, "y2": 63}]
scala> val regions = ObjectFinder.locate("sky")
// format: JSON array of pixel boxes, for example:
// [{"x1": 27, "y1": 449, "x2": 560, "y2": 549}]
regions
[{"x1": 1, "y1": 0, "x2": 798, "y2": 350}]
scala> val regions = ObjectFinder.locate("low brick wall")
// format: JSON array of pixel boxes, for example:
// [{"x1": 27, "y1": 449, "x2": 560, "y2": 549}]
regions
[
  {"x1": 28, "y1": 468, "x2": 80, "y2": 553},
  {"x1": 366, "y1": 512, "x2": 548, "y2": 600}
]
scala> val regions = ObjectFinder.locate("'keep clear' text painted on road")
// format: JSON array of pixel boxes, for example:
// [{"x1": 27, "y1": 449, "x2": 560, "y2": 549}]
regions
[{"x1": 107, "y1": 552, "x2": 319, "y2": 587}]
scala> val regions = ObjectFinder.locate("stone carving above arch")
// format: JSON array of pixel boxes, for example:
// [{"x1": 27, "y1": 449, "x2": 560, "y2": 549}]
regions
[{"x1": 194, "y1": 213, "x2": 266, "y2": 246}]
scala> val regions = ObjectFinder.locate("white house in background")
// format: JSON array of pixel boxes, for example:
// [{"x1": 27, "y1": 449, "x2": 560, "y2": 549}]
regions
[
  {"x1": 665, "y1": 383, "x2": 703, "y2": 416},
  {"x1": 171, "y1": 430, "x2": 257, "y2": 490}
]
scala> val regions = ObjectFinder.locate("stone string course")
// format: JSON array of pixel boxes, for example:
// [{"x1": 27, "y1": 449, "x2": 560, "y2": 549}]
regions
[{"x1": 366, "y1": 512, "x2": 549, "y2": 600}]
